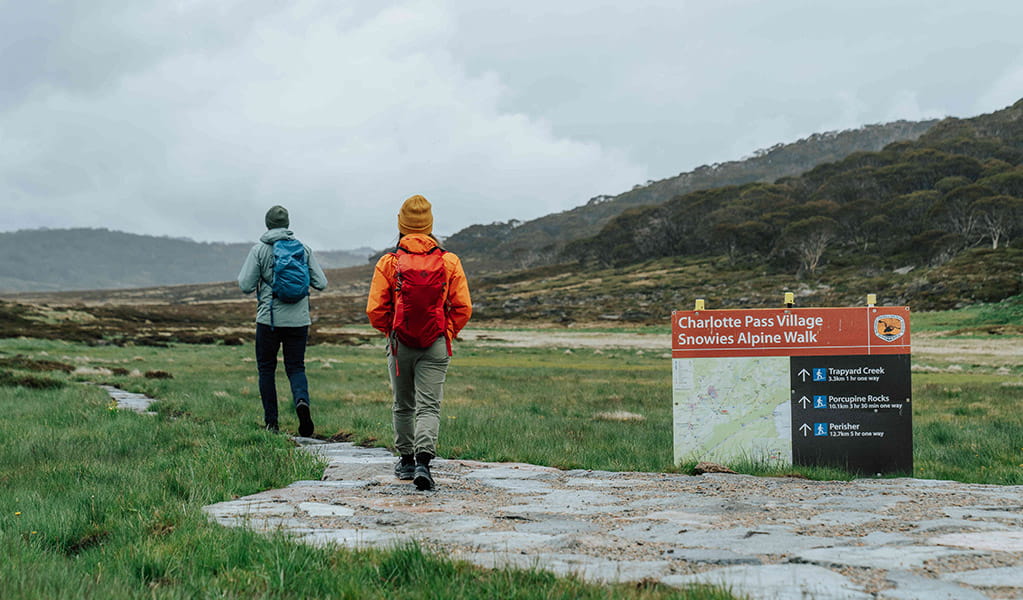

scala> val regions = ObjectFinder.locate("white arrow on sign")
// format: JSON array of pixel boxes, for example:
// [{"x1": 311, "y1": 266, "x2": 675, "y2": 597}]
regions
[
  {"x1": 799, "y1": 423, "x2": 812, "y2": 437},
  {"x1": 798, "y1": 396, "x2": 810, "y2": 409},
  {"x1": 798, "y1": 368, "x2": 810, "y2": 382}
]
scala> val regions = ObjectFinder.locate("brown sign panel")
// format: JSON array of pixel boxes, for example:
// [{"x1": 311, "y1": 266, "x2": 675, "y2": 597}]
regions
[
  {"x1": 671, "y1": 306, "x2": 912, "y2": 474},
  {"x1": 672, "y1": 307, "x2": 911, "y2": 358}
]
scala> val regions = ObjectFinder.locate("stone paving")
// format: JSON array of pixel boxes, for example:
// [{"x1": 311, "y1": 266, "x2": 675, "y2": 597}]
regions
[
  {"x1": 203, "y1": 439, "x2": 1023, "y2": 600},
  {"x1": 102, "y1": 384, "x2": 157, "y2": 415}
]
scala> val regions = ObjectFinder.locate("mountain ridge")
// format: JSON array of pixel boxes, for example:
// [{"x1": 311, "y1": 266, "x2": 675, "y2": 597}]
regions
[
  {"x1": 0, "y1": 228, "x2": 372, "y2": 292},
  {"x1": 443, "y1": 119, "x2": 939, "y2": 271},
  {"x1": 564, "y1": 99, "x2": 1023, "y2": 274}
]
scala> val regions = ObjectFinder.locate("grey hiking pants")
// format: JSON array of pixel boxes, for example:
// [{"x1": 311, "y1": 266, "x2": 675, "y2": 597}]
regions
[{"x1": 388, "y1": 336, "x2": 450, "y2": 458}]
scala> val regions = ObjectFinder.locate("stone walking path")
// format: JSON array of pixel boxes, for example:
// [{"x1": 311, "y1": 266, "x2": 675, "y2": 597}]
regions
[
  {"x1": 97, "y1": 385, "x2": 1021, "y2": 597},
  {"x1": 203, "y1": 440, "x2": 1023, "y2": 600}
]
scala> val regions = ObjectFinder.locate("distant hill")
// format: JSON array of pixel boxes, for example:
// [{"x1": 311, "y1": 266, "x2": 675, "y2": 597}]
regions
[
  {"x1": 0, "y1": 228, "x2": 372, "y2": 292},
  {"x1": 444, "y1": 119, "x2": 938, "y2": 272},
  {"x1": 564, "y1": 99, "x2": 1023, "y2": 295}
]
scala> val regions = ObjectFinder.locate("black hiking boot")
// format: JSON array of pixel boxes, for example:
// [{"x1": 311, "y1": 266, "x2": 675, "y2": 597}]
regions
[
  {"x1": 413, "y1": 464, "x2": 434, "y2": 490},
  {"x1": 296, "y1": 401, "x2": 314, "y2": 437},
  {"x1": 265, "y1": 421, "x2": 279, "y2": 433},
  {"x1": 394, "y1": 455, "x2": 415, "y2": 480},
  {"x1": 413, "y1": 453, "x2": 434, "y2": 490}
]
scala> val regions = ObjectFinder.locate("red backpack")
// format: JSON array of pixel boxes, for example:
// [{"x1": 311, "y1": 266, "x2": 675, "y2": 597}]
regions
[{"x1": 391, "y1": 244, "x2": 450, "y2": 357}]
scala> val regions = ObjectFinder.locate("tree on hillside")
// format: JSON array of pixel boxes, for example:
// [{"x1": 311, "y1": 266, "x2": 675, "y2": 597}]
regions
[
  {"x1": 980, "y1": 158, "x2": 1014, "y2": 178},
  {"x1": 816, "y1": 167, "x2": 883, "y2": 203},
  {"x1": 637, "y1": 206, "x2": 685, "y2": 258},
  {"x1": 834, "y1": 198, "x2": 881, "y2": 251},
  {"x1": 934, "y1": 175, "x2": 971, "y2": 194},
  {"x1": 930, "y1": 184, "x2": 991, "y2": 246},
  {"x1": 880, "y1": 190, "x2": 938, "y2": 249},
  {"x1": 713, "y1": 219, "x2": 776, "y2": 264},
  {"x1": 980, "y1": 168, "x2": 1023, "y2": 198},
  {"x1": 973, "y1": 195, "x2": 1023, "y2": 249},
  {"x1": 780, "y1": 216, "x2": 838, "y2": 275}
]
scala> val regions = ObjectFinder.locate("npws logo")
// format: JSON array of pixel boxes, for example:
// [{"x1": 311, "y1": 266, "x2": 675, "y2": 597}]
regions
[{"x1": 874, "y1": 314, "x2": 905, "y2": 342}]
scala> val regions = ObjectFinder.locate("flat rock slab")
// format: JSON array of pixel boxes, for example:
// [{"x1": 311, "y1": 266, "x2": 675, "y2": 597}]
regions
[
  {"x1": 880, "y1": 570, "x2": 991, "y2": 599},
  {"x1": 101, "y1": 385, "x2": 157, "y2": 415},
  {"x1": 203, "y1": 441, "x2": 1023, "y2": 599},
  {"x1": 664, "y1": 564, "x2": 874, "y2": 600},
  {"x1": 942, "y1": 566, "x2": 1023, "y2": 588},
  {"x1": 930, "y1": 531, "x2": 1023, "y2": 552},
  {"x1": 795, "y1": 545, "x2": 979, "y2": 570}
]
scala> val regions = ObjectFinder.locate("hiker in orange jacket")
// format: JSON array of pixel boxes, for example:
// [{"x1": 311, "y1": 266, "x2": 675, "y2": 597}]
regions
[{"x1": 366, "y1": 195, "x2": 472, "y2": 490}]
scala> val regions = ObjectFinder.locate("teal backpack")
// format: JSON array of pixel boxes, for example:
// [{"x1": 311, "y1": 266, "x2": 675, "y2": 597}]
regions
[{"x1": 271, "y1": 239, "x2": 310, "y2": 303}]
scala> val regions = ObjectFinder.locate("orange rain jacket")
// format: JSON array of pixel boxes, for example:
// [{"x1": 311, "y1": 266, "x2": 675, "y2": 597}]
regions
[{"x1": 366, "y1": 234, "x2": 472, "y2": 345}]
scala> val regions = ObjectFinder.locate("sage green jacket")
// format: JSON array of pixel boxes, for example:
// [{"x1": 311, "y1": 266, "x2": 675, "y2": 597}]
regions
[{"x1": 237, "y1": 228, "x2": 328, "y2": 327}]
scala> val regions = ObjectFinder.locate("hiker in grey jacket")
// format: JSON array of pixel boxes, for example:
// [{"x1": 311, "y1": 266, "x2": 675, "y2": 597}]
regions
[{"x1": 237, "y1": 205, "x2": 327, "y2": 436}]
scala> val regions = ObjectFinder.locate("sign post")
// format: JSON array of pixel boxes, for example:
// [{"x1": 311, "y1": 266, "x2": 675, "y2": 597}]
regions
[{"x1": 671, "y1": 304, "x2": 911, "y2": 475}]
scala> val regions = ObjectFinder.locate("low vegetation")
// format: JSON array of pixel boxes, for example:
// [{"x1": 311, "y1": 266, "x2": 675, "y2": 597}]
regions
[
  {"x1": 912, "y1": 292, "x2": 1023, "y2": 334},
  {"x1": 0, "y1": 340, "x2": 736, "y2": 600},
  {"x1": 1, "y1": 297, "x2": 1019, "y2": 597}
]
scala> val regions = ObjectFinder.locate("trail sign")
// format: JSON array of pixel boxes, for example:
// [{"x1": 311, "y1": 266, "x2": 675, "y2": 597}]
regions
[{"x1": 672, "y1": 306, "x2": 912, "y2": 475}]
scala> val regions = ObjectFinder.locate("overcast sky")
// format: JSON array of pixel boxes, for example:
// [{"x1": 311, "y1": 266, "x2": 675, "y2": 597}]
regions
[{"x1": 3, "y1": 1, "x2": 1022, "y2": 250}]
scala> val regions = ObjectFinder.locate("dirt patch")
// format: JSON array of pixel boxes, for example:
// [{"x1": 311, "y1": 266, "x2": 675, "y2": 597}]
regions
[
  {"x1": 63, "y1": 530, "x2": 110, "y2": 556},
  {"x1": 459, "y1": 329, "x2": 669, "y2": 349},
  {"x1": 0, "y1": 298, "x2": 373, "y2": 347},
  {"x1": 911, "y1": 335, "x2": 1023, "y2": 370},
  {"x1": 325, "y1": 431, "x2": 356, "y2": 443}
]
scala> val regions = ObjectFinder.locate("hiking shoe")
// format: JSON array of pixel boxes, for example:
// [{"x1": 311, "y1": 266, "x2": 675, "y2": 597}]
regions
[
  {"x1": 413, "y1": 464, "x2": 434, "y2": 491},
  {"x1": 394, "y1": 457, "x2": 416, "y2": 480},
  {"x1": 265, "y1": 422, "x2": 279, "y2": 433},
  {"x1": 296, "y1": 402, "x2": 314, "y2": 437}
]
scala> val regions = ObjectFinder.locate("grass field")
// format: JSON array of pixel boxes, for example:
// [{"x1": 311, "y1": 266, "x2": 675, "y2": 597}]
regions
[
  {"x1": 912, "y1": 293, "x2": 1023, "y2": 334},
  {"x1": 0, "y1": 338, "x2": 743, "y2": 600},
  {"x1": 1, "y1": 299, "x2": 1020, "y2": 598}
]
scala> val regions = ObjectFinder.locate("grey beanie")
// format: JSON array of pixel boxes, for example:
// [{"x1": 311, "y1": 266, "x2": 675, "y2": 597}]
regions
[{"x1": 265, "y1": 205, "x2": 289, "y2": 229}]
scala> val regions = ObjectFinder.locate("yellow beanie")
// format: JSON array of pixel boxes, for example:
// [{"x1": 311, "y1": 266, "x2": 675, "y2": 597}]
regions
[{"x1": 398, "y1": 194, "x2": 433, "y2": 235}]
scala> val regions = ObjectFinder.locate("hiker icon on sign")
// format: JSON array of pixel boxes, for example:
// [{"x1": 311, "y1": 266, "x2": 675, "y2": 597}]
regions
[
  {"x1": 813, "y1": 368, "x2": 827, "y2": 382},
  {"x1": 814, "y1": 395, "x2": 828, "y2": 409},
  {"x1": 815, "y1": 423, "x2": 829, "y2": 436}
]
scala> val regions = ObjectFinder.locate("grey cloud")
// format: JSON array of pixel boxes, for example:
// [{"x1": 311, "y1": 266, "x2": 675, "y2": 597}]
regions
[
  {"x1": 449, "y1": 1, "x2": 1023, "y2": 174},
  {"x1": 2, "y1": 1, "x2": 1022, "y2": 250}
]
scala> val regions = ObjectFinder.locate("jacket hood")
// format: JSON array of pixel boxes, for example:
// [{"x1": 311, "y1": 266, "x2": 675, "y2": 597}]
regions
[
  {"x1": 260, "y1": 228, "x2": 295, "y2": 244},
  {"x1": 397, "y1": 234, "x2": 441, "y2": 253}
]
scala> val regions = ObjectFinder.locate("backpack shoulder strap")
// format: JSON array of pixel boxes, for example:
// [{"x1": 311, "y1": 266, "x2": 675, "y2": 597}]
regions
[
  {"x1": 258, "y1": 240, "x2": 276, "y2": 284},
  {"x1": 395, "y1": 241, "x2": 444, "y2": 255}
]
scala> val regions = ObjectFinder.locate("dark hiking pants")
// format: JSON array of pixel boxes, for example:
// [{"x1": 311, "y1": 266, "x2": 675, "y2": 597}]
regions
[{"x1": 255, "y1": 323, "x2": 309, "y2": 425}]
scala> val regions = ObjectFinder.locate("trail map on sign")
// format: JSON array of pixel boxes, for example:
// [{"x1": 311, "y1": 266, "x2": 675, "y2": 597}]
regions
[
  {"x1": 671, "y1": 306, "x2": 912, "y2": 473},
  {"x1": 673, "y1": 357, "x2": 790, "y2": 463}
]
